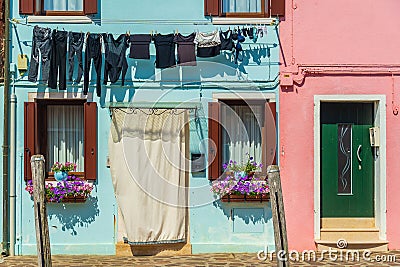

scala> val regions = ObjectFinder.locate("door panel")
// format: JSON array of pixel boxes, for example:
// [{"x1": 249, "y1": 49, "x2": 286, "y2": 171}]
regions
[{"x1": 321, "y1": 103, "x2": 374, "y2": 218}]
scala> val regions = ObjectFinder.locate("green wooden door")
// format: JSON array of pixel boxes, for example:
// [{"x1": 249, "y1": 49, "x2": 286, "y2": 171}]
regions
[{"x1": 321, "y1": 103, "x2": 374, "y2": 217}]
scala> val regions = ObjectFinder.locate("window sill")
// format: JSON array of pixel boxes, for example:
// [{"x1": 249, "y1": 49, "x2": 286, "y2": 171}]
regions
[
  {"x1": 46, "y1": 171, "x2": 85, "y2": 181},
  {"x1": 211, "y1": 17, "x2": 276, "y2": 25},
  {"x1": 27, "y1": 15, "x2": 93, "y2": 24},
  {"x1": 221, "y1": 194, "x2": 269, "y2": 202}
]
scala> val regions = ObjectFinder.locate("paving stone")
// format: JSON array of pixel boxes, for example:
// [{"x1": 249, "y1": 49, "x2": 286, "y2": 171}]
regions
[{"x1": 0, "y1": 251, "x2": 399, "y2": 266}]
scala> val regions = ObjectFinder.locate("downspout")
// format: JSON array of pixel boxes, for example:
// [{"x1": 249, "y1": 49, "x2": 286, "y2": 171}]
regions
[
  {"x1": 9, "y1": 69, "x2": 16, "y2": 256},
  {"x1": 2, "y1": 0, "x2": 10, "y2": 256}
]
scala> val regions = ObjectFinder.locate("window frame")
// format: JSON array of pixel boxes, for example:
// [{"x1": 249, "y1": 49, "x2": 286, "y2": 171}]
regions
[
  {"x1": 19, "y1": 0, "x2": 97, "y2": 16},
  {"x1": 40, "y1": 99, "x2": 86, "y2": 179},
  {"x1": 204, "y1": 0, "x2": 285, "y2": 18},
  {"x1": 219, "y1": 99, "x2": 265, "y2": 167},
  {"x1": 221, "y1": 0, "x2": 269, "y2": 18},
  {"x1": 208, "y1": 99, "x2": 276, "y2": 180},
  {"x1": 24, "y1": 99, "x2": 98, "y2": 181}
]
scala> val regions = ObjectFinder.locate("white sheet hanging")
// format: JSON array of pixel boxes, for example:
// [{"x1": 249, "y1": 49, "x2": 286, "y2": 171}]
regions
[{"x1": 109, "y1": 108, "x2": 189, "y2": 244}]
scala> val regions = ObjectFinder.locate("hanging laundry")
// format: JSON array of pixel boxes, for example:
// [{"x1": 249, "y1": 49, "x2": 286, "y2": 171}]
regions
[
  {"x1": 174, "y1": 33, "x2": 196, "y2": 66},
  {"x1": 234, "y1": 29, "x2": 246, "y2": 64},
  {"x1": 68, "y1": 32, "x2": 84, "y2": 83},
  {"x1": 129, "y1": 34, "x2": 152, "y2": 60},
  {"x1": 153, "y1": 34, "x2": 176, "y2": 68},
  {"x1": 103, "y1": 33, "x2": 129, "y2": 85},
  {"x1": 84, "y1": 33, "x2": 102, "y2": 97},
  {"x1": 48, "y1": 30, "x2": 68, "y2": 90},
  {"x1": 28, "y1": 26, "x2": 52, "y2": 83},
  {"x1": 219, "y1": 30, "x2": 234, "y2": 51},
  {"x1": 194, "y1": 30, "x2": 221, "y2": 58}
]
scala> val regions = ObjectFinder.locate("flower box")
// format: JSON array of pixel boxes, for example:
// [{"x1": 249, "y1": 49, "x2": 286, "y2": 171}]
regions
[
  {"x1": 46, "y1": 195, "x2": 87, "y2": 203},
  {"x1": 221, "y1": 194, "x2": 269, "y2": 203}
]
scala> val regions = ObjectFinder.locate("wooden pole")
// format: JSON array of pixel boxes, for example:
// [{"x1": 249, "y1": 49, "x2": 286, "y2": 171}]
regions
[
  {"x1": 31, "y1": 155, "x2": 52, "y2": 267},
  {"x1": 267, "y1": 165, "x2": 289, "y2": 267}
]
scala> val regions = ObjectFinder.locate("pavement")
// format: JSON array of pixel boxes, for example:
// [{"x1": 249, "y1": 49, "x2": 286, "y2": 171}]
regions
[{"x1": 1, "y1": 251, "x2": 400, "y2": 266}]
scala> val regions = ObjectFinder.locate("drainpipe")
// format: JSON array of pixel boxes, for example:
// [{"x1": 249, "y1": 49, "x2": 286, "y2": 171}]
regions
[
  {"x1": 9, "y1": 72, "x2": 16, "y2": 257},
  {"x1": 2, "y1": 0, "x2": 10, "y2": 256}
]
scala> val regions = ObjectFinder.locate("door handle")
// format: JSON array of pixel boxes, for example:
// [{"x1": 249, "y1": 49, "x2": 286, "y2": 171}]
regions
[{"x1": 357, "y1": 145, "x2": 362, "y2": 162}]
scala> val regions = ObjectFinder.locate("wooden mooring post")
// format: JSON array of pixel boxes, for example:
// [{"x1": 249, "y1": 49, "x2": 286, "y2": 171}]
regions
[
  {"x1": 268, "y1": 165, "x2": 289, "y2": 267},
  {"x1": 31, "y1": 155, "x2": 52, "y2": 267}
]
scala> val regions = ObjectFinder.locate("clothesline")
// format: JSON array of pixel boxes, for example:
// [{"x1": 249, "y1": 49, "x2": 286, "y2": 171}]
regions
[
  {"x1": 21, "y1": 17, "x2": 276, "y2": 100},
  {"x1": 9, "y1": 18, "x2": 272, "y2": 36}
]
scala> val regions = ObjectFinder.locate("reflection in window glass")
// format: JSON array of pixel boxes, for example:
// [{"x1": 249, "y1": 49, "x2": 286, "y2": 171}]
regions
[
  {"x1": 44, "y1": 0, "x2": 83, "y2": 11},
  {"x1": 222, "y1": 0, "x2": 261, "y2": 13}
]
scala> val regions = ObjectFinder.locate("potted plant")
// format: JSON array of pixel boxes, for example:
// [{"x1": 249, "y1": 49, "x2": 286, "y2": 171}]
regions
[
  {"x1": 211, "y1": 154, "x2": 269, "y2": 202},
  {"x1": 25, "y1": 175, "x2": 93, "y2": 203},
  {"x1": 51, "y1": 161, "x2": 77, "y2": 181}
]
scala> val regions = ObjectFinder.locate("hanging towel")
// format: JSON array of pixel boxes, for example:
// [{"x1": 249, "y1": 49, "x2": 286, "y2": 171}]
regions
[{"x1": 109, "y1": 109, "x2": 188, "y2": 244}]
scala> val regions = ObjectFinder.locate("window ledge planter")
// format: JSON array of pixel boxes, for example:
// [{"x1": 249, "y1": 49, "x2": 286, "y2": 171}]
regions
[
  {"x1": 46, "y1": 195, "x2": 87, "y2": 203},
  {"x1": 221, "y1": 194, "x2": 269, "y2": 202}
]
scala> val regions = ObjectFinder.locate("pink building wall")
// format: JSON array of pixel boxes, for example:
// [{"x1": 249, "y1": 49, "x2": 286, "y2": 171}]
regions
[{"x1": 279, "y1": 0, "x2": 400, "y2": 250}]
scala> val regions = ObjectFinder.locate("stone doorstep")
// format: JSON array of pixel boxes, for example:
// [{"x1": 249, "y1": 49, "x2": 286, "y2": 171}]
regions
[
  {"x1": 315, "y1": 240, "x2": 389, "y2": 252},
  {"x1": 321, "y1": 218, "x2": 375, "y2": 229},
  {"x1": 320, "y1": 228, "x2": 380, "y2": 241},
  {"x1": 116, "y1": 242, "x2": 192, "y2": 256}
]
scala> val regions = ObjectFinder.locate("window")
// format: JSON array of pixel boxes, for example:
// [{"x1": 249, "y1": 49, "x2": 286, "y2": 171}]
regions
[
  {"x1": 222, "y1": 0, "x2": 267, "y2": 18},
  {"x1": 221, "y1": 102, "x2": 263, "y2": 164},
  {"x1": 204, "y1": 0, "x2": 285, "y2": 17},
  {"x1": 208, "y1": 100, "x2": 276, "y2": 180},
  {"x1": 47, "y1": 105, "x2": 84, "y2": 172},
  {"x1": 44, "y1": 0, "x2": 83, "y2": 12},
  {"x1": 24, "y1": 100, "x2": 97, "y2": 181},
  {"x1": 19, "y1": 0, "x2": 97, "y2": 15}
]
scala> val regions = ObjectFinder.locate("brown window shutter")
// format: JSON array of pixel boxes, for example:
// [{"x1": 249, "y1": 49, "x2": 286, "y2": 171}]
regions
[
  {"x1": 271, "y1": 0, "x2": 285, "y2": 17},
  {"x1": 24, "y1": 102, "x2": 36, "y2": 181},
  {"x1": 19, "y1": 0, "x2": 34, "y2": 15},
  {"x1": 84, "y1": 0, "x2": 98, "y2": 15},
  {"x1": 84, "y1": 102, "x2": 97, "y2": 180},
  {"x1": 208, "y1": 102, "x2": 221, "y2": 180},
  {"x1": 264, "y1": 102, "x2": 277, "y2": 168},
  {"x1": 204, "y1": 0, "x2": 219, "y2": 16}
]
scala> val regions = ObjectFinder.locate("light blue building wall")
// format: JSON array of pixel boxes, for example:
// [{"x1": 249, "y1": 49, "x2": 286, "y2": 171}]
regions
[{"x1": 2, "y1": 0, "x2": 280, "y2": 255}]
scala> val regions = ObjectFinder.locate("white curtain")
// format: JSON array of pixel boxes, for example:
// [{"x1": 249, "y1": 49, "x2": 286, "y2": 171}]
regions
[
  {"x1": 221, "y1": 104, "x2": 263, "y2": 165},
  {"x1": 223, "y1": 0, "x2": 261, "y2": 13},
  {"x1": 47, "y1": 105, "x2": 84, "y2": 172},
  {"x1": 44, "y1": 0, "x2": 83, "y2": 11},
  {"x1": 109, "y1": 109, "x2": 188, "y2": 244}
]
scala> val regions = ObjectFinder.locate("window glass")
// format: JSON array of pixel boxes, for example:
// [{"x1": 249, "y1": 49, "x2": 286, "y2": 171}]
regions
[
  {"x1": 47, "y1": 105, "x2": 84, "y2": 171},
  {"x1": 222, "y1": 0, "x2": 261, "y2": 13},
  {"x1": 221, "y1": 104, "x2": 263, "y2": 166},
  {"x1": 44, "y1": 0, "x2": 83, "y2": 11}
]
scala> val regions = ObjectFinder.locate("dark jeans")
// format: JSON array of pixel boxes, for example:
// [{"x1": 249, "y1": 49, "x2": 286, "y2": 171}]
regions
[
  {"x1": 28, "y1": 26, "x2": 52, "y2": 82},
  {"x1": 48, "y1": 30, "x2": 68, "y2": 90},
  {"x1": 84, "y1": 33, "x2": 102, "y2": 97},
  {"x1": 68, "y1": 32, "x2": 84, "y2": 83}
]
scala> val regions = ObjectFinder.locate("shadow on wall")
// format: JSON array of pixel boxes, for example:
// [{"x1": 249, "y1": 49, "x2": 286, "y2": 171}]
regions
[
  {"x1": 47, "y1": 196, "x2": 100, "y2": 235},
  {"x1": 213, "y1": 198, "x2": 270, "y2": 225}
]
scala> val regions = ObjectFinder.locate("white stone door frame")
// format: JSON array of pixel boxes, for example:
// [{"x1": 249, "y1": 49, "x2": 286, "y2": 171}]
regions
[{"x1": 313, "y1": 95, "x2": 387, "y2": 240}]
